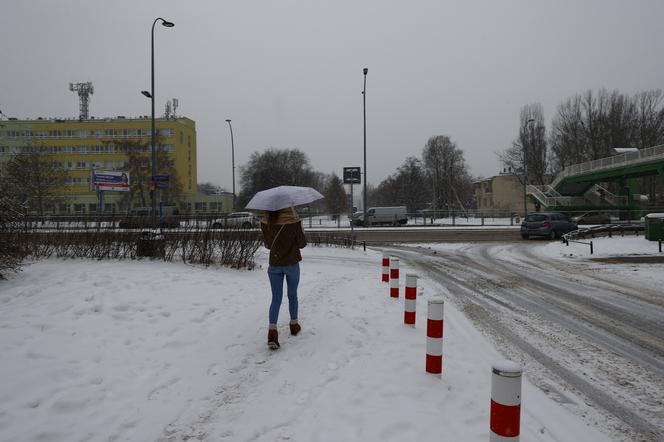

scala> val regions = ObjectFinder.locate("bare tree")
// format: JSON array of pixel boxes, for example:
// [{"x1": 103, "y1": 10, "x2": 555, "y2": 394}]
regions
[
  {"x1": 237, "y1": 148, "x2": 318, "y2": 207},
  {"x1": 499, "y1": 103, "x2": 549, "y2": 185},
  {"x1": 633, "y1": 89, "x2": 664, "y2": 149},
  {"x1": 3, "y1": 148, "x2": 69, "y2": 217},
  {"x1": 322, "y1": 173, "x2": 347, "y2": 218},
  {"x1": 550, "y1": 95, "x2": 586, "y2": 171},
  {"x1": 0, "y1": 196, "x2": 28, "y2": 279},
  {"x1": 198, "y1": 182, "x2": 225, "y2": 195},
  {"x1": 422, "y1": 136, "x2": 472, "y2": 211},
  {"x1": 370, "y1": 157, "x2": 431, "y2": 212},
  {"x1": 112, "y1": 138, "x2": 184, "y2": 210},
  {"x1": 550, "y1": 89, "x2": 664, "y2": 171}
]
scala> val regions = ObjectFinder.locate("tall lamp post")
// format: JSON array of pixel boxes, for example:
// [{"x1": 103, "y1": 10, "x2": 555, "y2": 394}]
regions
[
  {"x1": 146, "y1": 17, "x2": 174, "y2": 227},
  {"x1": 523, "y1": 118, "x2": 535, "y2": 217},
  {"x1": 362, "y1": 67, "x2": 368, "y2": 226},
  {"x1": 225, "y1": 119, "x2": 236, "y2": 211}
]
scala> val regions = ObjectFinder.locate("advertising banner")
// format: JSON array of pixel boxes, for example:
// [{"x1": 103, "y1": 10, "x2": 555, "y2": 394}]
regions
[{"x1": 92, "y1": 170, "x2": 130, "y2": 192}]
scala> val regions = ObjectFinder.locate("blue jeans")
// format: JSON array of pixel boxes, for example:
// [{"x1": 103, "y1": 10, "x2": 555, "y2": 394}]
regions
[{"x1": 268, "y1": 263, "x2": 300, "y2": 324}]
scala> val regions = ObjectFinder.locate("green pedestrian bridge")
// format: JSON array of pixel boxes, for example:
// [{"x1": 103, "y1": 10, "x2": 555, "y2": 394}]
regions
[{"x1": 526, "y1": 144, "x2": 664, "y2": 214}]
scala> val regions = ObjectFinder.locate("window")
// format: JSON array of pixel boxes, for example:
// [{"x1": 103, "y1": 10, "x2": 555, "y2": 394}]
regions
[
  {"x1": 74, "y1": 204, "x2": 85, "y2": 213},
  {"x1": 525, "y1": 214, "x2": 547, "y2": 222},
  {"x1": 88, "y1": 204, "x2": 97, "y2": 213},
  {"x1": 179, "y1": 131, "x2": 184, "y2": 144}
]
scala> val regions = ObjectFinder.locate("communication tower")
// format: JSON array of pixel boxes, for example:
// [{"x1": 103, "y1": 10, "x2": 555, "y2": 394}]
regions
[
  {"x1": 172, "y1": 98, "x2": 179, "y2": 117},
  {"x1": 69, "y1": 82, "x2": 94, "y2": 120},
  {"x1": 165, "y1": 100, "x2": 172, "y2": 119},
  {"x1": 164, "y1": 98, "x2": 179, "y2": 119}
]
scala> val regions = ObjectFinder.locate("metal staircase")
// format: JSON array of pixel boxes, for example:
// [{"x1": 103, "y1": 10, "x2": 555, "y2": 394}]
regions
[{"x1": 526, "y1": 185, "x2": 586, "y2": 208}]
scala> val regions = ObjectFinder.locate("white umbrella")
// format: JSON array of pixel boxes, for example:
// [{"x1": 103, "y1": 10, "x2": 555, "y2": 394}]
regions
[{"x1": 245, "y1": 185, "x2": 324, "y2": 211}]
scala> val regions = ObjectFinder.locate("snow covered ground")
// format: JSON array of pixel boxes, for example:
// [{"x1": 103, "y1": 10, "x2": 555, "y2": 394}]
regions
[
  {"x1": 0, "y1": 240, "x2": 633, "y2": 441},
  {"x1": 538, "y1": 235, "x2": 664, "y2": 290}
]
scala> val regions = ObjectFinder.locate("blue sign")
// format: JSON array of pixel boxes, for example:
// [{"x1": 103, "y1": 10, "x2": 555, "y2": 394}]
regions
[
  {"x1": 151, "y1": 175, "x2": 170, "y2": 182},
  {"x1": 155, "y1": 181, "x2": 168, "y2": 189}
]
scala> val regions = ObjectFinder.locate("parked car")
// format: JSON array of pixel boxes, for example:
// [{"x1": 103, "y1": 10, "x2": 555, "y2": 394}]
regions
[
  {"x1": 571, "y1": 211, "x2": 612, "y2": 225},
  {"x1": 520, "y1": 212, "x2": 577, "y2": 239},
  {"x1": 118, "y1": 206, "x2": 180, "y2": 228},
  {"x1": 211, "y1": 212, "x2": 258, "y2": 229},
  {"x1": 352, "y1": 206, "x2": 408, "y2": 227}
]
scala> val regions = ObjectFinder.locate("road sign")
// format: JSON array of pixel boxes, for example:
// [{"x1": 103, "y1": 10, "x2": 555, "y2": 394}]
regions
[
  {"x1": 150, "y1": 181, "x2": 168, "y2": 189},
  {"x1": 343, "y1": 167, "x2": 361, "y2": 184},
  {"x1": 151, "y1": 174, "x2": 170, "y2": 182}
]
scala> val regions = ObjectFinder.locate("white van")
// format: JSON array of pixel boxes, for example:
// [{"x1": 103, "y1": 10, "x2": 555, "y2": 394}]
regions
[{"x1": 353, "y1": 206, "x2": 408, "y2": 226}]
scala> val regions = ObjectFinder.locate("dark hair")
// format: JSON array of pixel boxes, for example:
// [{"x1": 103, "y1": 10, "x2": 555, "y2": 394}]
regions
[{"x1": 266, "y1": 210, "x2": 279, "y2": 224}]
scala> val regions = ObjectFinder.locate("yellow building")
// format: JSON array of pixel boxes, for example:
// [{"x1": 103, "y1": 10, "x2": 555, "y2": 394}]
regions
[
  {"x1": 474, "y1": 174, "x2": 535, "y2": 217},
  {"x1": 0, "y1": 115, "x2": 231, "y2": 214},
  {"x1": 474, "y1": 167, "x2": 552, "y2": 217}
]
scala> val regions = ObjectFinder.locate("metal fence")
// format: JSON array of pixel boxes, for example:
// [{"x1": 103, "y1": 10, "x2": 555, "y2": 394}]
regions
[{"x1": 16, "y1": 207, "x2": 664, "y2": 231}]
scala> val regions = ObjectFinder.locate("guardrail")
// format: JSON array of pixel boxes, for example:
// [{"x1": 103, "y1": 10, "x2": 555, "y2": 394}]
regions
[
  {"x1": 17, "y1": 208, "x2": 664, "y2": 231},
  {"x1": 551, "y1": 144, "x2": 664, "y2": 188},
  {"x1": 17, "y1": 211, "x2": 527, "y2": 230},
  {"x1": 562, "y1": 223, "x2": 644, "y2": 242}
]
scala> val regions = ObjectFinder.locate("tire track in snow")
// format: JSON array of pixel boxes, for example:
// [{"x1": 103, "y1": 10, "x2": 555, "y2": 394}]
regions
[{"x1": 385, "y1": 244, "x2": 664, "y2": 442}]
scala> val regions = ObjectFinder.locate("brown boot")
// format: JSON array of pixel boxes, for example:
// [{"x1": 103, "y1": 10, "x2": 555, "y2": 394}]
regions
[
  {"x1": 289, "y1": 321, "x2": 301, "y2": 336},
  {"x1": 268, "y1": 328, "x2": 280, "y2": 349}
]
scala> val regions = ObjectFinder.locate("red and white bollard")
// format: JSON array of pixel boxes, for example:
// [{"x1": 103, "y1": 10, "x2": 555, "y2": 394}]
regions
[
  {"x1": 490, "y1": 360, "x2": 522, "y2": 441},
  {"x1": 404, "y1": 274, "x2": 417, "y2": 326},
  {"x1": 426, "y1": 297, "x2": 444, "y2": 375},
  {"x1": 389, "y1": 257, "x2": 399, "y2": 298},
  {"x1": 381, "y1": 253, "x2": 389, "y2": 283}
]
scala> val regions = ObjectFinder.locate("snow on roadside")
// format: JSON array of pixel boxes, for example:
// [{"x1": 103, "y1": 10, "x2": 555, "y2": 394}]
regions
[
  {"x1": 0, "y1": 246, "x2": 606, "y2": 441},
  {"x1": 535, "y1": 235, "x2": 664, "y2": 292}
]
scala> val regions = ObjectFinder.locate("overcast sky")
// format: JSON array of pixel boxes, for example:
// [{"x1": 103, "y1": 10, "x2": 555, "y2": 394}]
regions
[{"x1": 2, "y1": 0, "x2": 664, "y2": 191}]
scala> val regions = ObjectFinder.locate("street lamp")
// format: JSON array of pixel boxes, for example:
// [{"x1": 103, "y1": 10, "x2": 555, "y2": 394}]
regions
[
  {"x1": 523, "y1": 118, "x2": 535, "y2": 217},
  {"x1": 148, "y1": 17, "x2": 174, "y2": 227},
  {"x1": 362, "y1": 67, "x2": 368, "y2": 226},
  {"x1": 225, "y1": 119, "x2": 236, "y2": 211}
]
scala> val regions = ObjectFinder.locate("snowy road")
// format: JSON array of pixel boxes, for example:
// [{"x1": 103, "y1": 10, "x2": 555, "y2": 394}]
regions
[{"x1": 385, "y1": 242, "x2": 664, "y2": 442}]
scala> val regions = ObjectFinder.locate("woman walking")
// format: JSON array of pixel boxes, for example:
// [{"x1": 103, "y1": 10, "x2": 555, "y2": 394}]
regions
[{"x1": 261, "y1": 207, "x2": 307, "y2": 349}]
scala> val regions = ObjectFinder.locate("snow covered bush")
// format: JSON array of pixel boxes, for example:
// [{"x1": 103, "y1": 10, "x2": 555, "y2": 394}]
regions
[{"x1": 0, "y1": 197, "x2": 29, "y2": 279}]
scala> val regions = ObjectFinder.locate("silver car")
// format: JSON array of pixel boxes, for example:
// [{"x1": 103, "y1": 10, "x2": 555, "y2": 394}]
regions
[
  {"x1": 520, "y1": 212, "x2": 577, "y2": 240},
  {"x1": 571, "y1": 211, "x2": 612, "y2": 225},
  {"x1": 211, "y1": 212, "x2": 258, "y2": 229}
]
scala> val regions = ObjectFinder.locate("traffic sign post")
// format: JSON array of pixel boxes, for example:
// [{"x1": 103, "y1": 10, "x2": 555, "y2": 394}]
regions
[
  {"x1": 343, "y1": 167, "x2": 361, "y2": 185},
  {"x1": 343, "y1": 167, "x2": 361, "y2": 233}
]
